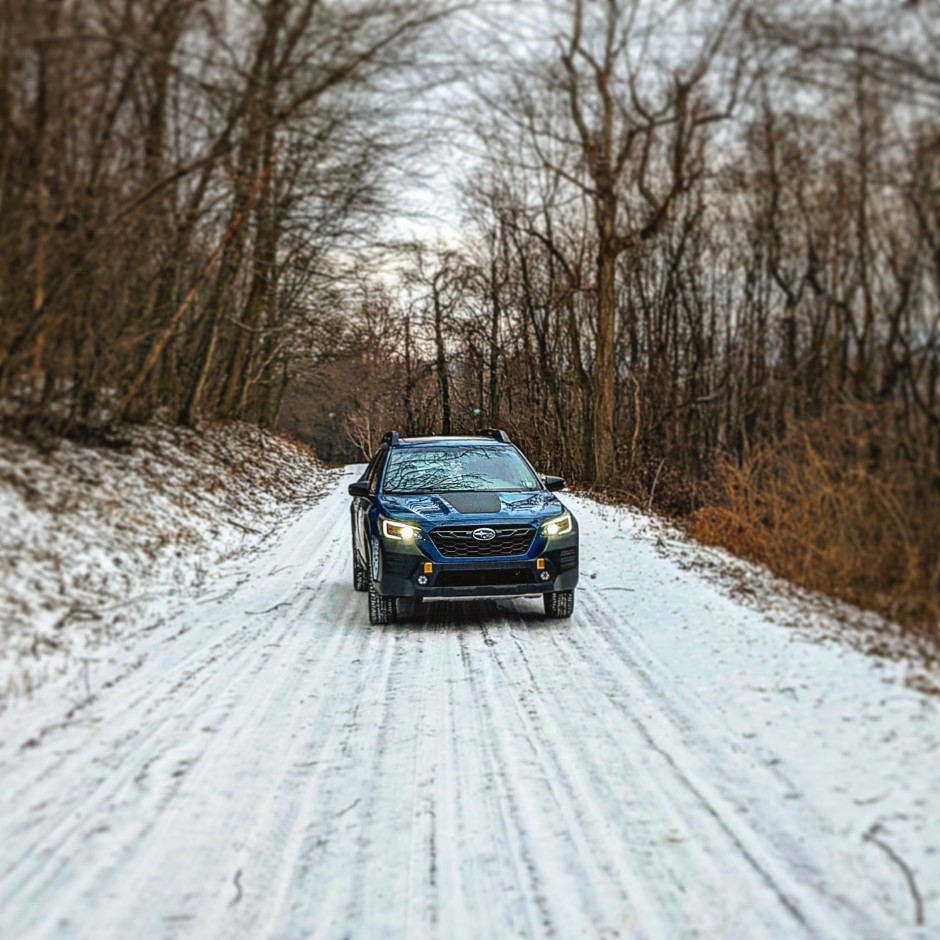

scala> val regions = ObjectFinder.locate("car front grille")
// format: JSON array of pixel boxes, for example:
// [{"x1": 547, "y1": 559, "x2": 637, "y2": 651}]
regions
[{"x1": 429, "y1": 525, "x2": 536, "y2": 558}]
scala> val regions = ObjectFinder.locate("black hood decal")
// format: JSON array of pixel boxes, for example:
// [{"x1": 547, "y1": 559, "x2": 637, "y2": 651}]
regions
[{"x1": 442, "y1": 492, "x2": 502, "y2": 514}]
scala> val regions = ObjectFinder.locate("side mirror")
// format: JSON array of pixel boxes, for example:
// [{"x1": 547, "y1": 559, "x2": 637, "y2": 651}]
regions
[
  {"x1": 348, "y1": 480, "x2": 370, "y2": 498},
  {"x1": 544, "y1": 475, "x2": 565, "y2": 492}
]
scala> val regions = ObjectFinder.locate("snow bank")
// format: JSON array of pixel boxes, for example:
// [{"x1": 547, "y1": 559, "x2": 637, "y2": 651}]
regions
[{"x1": 0, "y1": 423, "x2": 333, "y2": 707}]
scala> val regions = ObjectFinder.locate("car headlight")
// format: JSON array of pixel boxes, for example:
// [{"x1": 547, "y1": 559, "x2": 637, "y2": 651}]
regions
[
  {"x1": 381, "y1": 517, "x2": 419, "y2": 541},
  {"x1": 541, "y1": 512, "x2": 573, "y2": 537}
]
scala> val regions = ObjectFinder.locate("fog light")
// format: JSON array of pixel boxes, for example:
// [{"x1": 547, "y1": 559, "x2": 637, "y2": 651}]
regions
[
  {"x1": 417, "y1": 575, "x2": 429, "y2": 586},
  {"x1": 540, "y1": 571, "x2": 551, "y2": 581}
]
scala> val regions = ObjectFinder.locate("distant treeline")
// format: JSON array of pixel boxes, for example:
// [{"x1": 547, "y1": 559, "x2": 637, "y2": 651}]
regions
[{"x1": 0, "y1": 0, "x2": 444, "y2": 437}]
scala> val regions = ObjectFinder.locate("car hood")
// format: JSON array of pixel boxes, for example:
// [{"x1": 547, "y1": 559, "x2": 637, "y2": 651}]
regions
[{"x1": 380, "y1": 490, "x2": 565, "y2": 525}]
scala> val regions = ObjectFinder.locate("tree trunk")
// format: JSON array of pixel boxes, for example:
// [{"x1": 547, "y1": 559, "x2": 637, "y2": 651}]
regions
[
  {"x1": 433, "y1": 280, "x2": 451, "y2": 434},
  {"x1": 593, "y1": 197, "x2": 618, "y2": 484}
]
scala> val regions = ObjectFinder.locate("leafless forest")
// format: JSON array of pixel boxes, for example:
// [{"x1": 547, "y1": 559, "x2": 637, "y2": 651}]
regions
[{"x1": 1, "y1": 0, "x2": 938, "y2": 637}]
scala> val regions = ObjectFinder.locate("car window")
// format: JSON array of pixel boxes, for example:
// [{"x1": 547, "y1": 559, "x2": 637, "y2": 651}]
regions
[{"x1": 382, "y1": 447, "x2": 540, "y2": 494}]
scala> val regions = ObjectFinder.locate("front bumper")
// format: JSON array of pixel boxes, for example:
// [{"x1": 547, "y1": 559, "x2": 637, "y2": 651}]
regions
[{"x1": 373, "y1": 534, "x2": 579, "y2": 599}]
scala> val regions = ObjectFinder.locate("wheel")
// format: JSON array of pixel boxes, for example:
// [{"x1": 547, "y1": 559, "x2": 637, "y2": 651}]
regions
[
  {"x1": 352, "y1": 548, "x2": 369, "y2": 592},
  {"x1": 543, "y1": 589, "x2": 575, "y2": 619},
  {"x1": 368, "y1": 582, "x2": 396, "y2": 625}
]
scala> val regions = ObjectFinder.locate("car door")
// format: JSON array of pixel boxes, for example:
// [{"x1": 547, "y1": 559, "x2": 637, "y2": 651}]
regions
[{"x1": 353, "y1": 447, "x2": 386, "y2": 564}]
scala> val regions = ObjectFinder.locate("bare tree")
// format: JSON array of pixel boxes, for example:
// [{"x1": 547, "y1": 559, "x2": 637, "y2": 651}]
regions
[
  {"x1": 481, "y1": 0, "x2": 741, "y2": 481},
  {"x1": 0, "y1": 0, "x2": 454, "y2": 438}
]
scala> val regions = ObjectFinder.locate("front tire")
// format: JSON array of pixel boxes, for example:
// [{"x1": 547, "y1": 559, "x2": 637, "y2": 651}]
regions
[
  {"x1": 368, "y1": 582, "x2": 396, "y2": 625},
  {"x1": 544, "y1": 589, "x2": 575, "y2": 619},
  {"x1": 352, "y1": 548, "x2": 369, "y2": 592}
]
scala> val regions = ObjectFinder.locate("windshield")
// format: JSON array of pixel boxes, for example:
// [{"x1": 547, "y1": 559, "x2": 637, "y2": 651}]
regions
[{"x1": 382, "y1": 446, "x2": 541, "y2": 495}]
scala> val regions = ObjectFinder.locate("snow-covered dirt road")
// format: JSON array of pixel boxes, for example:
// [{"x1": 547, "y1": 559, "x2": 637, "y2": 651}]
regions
[{"x1": 1, "y1": 468, "x2": 937, "y2": 939}]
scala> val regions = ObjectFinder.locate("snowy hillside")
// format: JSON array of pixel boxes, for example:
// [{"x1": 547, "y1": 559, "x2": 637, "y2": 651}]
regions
[{"x1": 0, "y1": 424, "x2": 333, "y2": 706}]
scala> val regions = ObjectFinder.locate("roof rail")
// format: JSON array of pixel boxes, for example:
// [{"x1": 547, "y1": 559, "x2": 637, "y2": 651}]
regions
[
  {"x1": 381, "y1": 430, "x2": 400, "y2": 446},
  {"x1": 477, "y1": 427, "x2": 511, "y2": 444}
]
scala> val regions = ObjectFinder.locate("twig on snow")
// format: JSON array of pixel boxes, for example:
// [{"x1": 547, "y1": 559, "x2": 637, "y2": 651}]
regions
[
  {"x1": 335, "y1": 798, "x2": 361, "y2": 819},
  {"x1": 244, "y1": 601, "x2": 291, "y2": 615},
  {"x1": 268, "y1": 564, "x2": 297, "y2": 576},
  {"x1": 864, "y1": 824, "x2": 924, "y2": 926},
  {"x1": 53, "y1": 607, "x2": 103, "y2": 630},
  {"x1": 230, "y1": 869, "x2": 243, "y2": 906},
  {"x1": 227, "y1": 518, "x2": 262, "y2": 535}
]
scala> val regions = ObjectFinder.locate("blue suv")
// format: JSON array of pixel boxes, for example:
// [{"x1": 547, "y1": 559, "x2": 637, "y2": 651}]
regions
[{"x1": 348, "y1": 430, "x2": 579, "y2": 623}]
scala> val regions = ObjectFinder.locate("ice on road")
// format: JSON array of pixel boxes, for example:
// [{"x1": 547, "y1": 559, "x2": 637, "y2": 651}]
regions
[{"x1": 1, "y1": 469, "x2": 936, "y2": 939}]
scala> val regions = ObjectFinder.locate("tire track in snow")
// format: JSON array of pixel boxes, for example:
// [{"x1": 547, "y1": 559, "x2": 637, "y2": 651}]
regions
[
  {"x1": 455, "y1": 624, "x2": 558, "y2": 938},
  {"x1": 0, "y1": 487, "x2": 354, "y2": 938},
  {"x1": 571, "y1": 580, "x2": 890, "y2": 938},
  {"x1": 489, "y1": 602, "x2": 805, "y2": 938},
  {"x1": 485, "y1": 608, "x2": 714, "y2": 938},
  {"x1": 113, "y1": 575, "x2": 360, "y2": 937}
]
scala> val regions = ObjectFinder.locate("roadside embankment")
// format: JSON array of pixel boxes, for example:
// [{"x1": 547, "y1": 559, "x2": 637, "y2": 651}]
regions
[{"x1": 0, "y1": 422, "x2": 331, "y2": 707}]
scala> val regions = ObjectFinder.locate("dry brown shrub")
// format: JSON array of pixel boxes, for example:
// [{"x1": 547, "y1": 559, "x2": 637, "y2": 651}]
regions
[{"x1": 692, "y1": 409, "x2": 940, "y2": 641}]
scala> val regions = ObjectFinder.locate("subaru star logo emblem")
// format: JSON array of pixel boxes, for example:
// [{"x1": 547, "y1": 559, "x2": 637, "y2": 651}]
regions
[{"x1": 472, "y1": 527, "x2": 496, "y2": 541}]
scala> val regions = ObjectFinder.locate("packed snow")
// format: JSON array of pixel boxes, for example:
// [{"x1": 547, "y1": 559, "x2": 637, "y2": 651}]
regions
[{"x1": 0, "y1": 449, "x2": 937, "y2": 938}]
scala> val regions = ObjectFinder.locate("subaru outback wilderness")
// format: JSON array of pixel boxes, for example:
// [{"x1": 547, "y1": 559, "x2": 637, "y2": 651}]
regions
[{"x1": 348, "y1": 430, "x2": 579, "y2": 624}]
